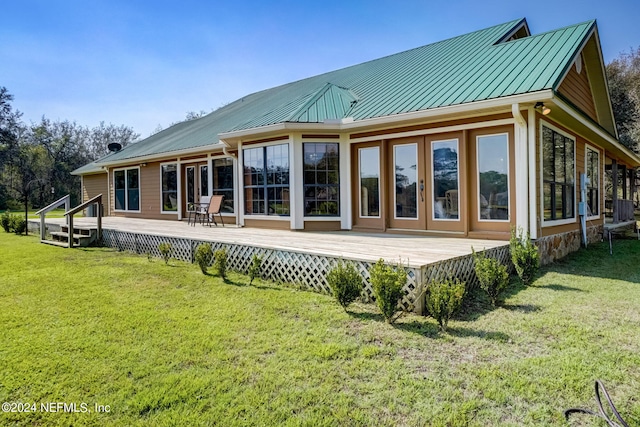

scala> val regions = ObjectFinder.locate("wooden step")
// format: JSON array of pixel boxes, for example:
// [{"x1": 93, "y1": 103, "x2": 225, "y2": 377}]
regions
[
  {"x1": 40, "y1": 239, "x2": 71, "y2": 248},
  {"x1": 50, "y1": 231, "x2": 95, "y2": 247},
  {"x1": 60, "y1": 226, "x2": 96, "y2": 236}
]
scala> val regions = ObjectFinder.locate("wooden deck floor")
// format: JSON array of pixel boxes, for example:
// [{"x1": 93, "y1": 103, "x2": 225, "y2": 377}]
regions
[{"x1": 42, "y1": 217, "x2": 507, "y2": 268}]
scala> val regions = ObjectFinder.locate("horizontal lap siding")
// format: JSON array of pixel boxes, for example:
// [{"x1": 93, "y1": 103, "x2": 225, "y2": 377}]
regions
[
  {"x1": 83, "y1": 174, "x2": 108, "y2": 203},
  {"x1": 558, "y1": 60, "x2": 598, "y2": 122},
  {"x1": 110, "y1": 162, "x2": 175, "y2": 220}
]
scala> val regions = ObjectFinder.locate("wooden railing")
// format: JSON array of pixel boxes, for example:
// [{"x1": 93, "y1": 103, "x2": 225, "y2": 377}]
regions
[
  {"x1": 64, "y1": 194, "x2": 103, "y2": 247},
  {"x1": 35, "y1": 195, "x2": 71, "y2": 241}
]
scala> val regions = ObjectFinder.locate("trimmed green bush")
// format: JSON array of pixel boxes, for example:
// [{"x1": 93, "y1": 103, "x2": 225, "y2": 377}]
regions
[
  {"x1": 158, "y1": 242, "x2": 172, "y2": 265},
  {"x1": 213, "y1": 248, "x2": 228, "y2": 279},
  {"x1": 10, "y1": 215, "x2": 26, "y2": 235},
  {"x1": 1, "y1": 211, "x2": 13, "y2": 233},
  {"x1": 370, "y1": 259, "x2": 406, "y2": 323},
  {"x1": 248, "y1": 254, "x2": 262, "y2": 285},
  {"x1": 327, "y1": 261, "x2": 363, "y2": 309},
  {"x1": 426, "y1": 278, "x2": 465, "y2": 332},
  {"x1": 510, "y1": 227, "x2": 539, "y2": 286},
  {"x1": 194, "y1": 243, "x2": 213, "y2": 274},
  {"x1": 472, "y1": 248, "x2": 509, "y2": 306}
]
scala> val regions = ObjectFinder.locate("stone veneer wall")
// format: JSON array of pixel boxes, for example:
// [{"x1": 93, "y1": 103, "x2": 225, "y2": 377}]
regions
[{"x1": 536, "y1": 224, "x2": 603, "y2": 265}]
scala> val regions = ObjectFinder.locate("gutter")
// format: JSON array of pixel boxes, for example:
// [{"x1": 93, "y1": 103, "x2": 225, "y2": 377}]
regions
[{"x1": 94, "y1": 143, "x2": 226, "y2": 169}]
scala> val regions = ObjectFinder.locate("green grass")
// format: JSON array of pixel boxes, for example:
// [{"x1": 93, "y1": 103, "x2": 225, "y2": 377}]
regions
[
  {"x1": 1, "y1": 233, "x2": 639, "y2": 426},
  {"x1": 1, "y1": 208, "x2": 67, "y2": 219}
]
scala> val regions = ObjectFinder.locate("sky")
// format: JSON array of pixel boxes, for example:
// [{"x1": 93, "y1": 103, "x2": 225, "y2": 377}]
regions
[{"x1": 2, "y1": 0, "x2": 639, "y2": 138}]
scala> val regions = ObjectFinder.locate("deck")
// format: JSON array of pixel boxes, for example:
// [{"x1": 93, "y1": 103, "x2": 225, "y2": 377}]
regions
[
  {"x1": 38, "y1": 216, "x2": 506, "y2": 267},
  {"x1": 32, "y1": 216, "x2": 510, "y2": 313}
]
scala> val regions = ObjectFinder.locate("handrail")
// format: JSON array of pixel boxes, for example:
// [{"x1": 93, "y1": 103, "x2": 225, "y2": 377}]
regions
[
  {"x1": 35, "y1": 194, "x2": 71, "y2": 216},
  {"x1": 65, "y1": 194, "x2": 102, "y2": 216},
  {"x1": 64, "y1": 194, "x2": 103, "y2": 248},
  {"x1": 36, "y1": 194, "x2": 71, "y2": 241}
]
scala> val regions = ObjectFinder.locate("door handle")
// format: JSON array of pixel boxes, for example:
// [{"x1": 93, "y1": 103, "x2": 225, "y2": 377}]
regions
[{"x1": 419, "y1": 179, "x2": 425, "y2": 202}]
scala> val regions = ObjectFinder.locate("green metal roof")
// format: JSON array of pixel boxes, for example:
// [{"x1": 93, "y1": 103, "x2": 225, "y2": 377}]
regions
[{"x1": 90, "y1": 18, "x2": 596, "y2": 166}]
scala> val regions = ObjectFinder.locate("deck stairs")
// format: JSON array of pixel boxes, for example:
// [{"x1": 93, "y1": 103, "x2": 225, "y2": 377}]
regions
[
  {"x1": 37, "y1": 193, "x2": 103, "y2": 249},
  {"x1": 43, "y1": 225, "x2": 99, "y2": 248}
]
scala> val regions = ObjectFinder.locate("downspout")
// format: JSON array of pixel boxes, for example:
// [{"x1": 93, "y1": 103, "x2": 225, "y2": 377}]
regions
[{"x1": 512, "y1": 104, "x2": 529, "y2": 238}]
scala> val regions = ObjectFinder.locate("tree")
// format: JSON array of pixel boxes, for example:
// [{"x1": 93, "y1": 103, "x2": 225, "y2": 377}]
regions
[
  {"x1": 87, "y1": 121, "x2": 139, "y2": 160},
  {"x1": 0, "y1": 87, "x2": 25, "y2": 209},
  {"x1": 606, "y1": 47, "x2": 640, "y2": 153}
]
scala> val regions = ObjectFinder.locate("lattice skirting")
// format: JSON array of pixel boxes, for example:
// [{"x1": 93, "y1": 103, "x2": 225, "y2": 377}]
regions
[
  {"x1": 29, "y1": 221, "x2": 511, "y2": 314},
  {"x1": 27, "y1": 221, "x2": 61, "y2": 239}
]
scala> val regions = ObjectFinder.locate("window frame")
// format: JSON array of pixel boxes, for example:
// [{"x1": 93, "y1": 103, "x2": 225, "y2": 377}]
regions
[
  {"x1": 431, "y1": 138, "x2": 460, "y2": 222},
  {"x1": 476, "y1": 133, "x2": 510, "y2": 223},
  {"x1": 160, "y1": 162, "x2": 178, "y2": 214},
  {"x1": 243, "y1": 143, "x2": 290, "y2": 217},
  {"x1": 113, "y1": 166, "x2": 141, "y2": 213},
  {"x1": 358, "y1": 146, "x2": 381, "y2": 219},
  {"x1": 540, "y1": 121, "x2": 576, "y2": 227},
  {"x1": 393, "y1": 143, "x2": 419, "y2": 220},
  {"x1": 212, "y1": 157, "x2": 235, "y2": 214},
  {"x1": 585, "y1": 144, "x2": 600, "y2": 219},
  {"x1": 303, "y1": 142, "x2": 340, "y2": 217}
]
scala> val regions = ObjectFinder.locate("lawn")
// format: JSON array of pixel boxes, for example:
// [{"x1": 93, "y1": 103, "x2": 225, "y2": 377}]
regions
[
  {"x1": 1, "y1": 208, "x2": 67, "y2": 219},
  {"x1": 0, "y1": 233, "x2": 639, "y2": 426}
]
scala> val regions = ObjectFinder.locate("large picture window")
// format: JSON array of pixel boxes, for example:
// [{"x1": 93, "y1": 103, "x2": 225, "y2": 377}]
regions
[
  {"x1": 243, "y1": 144, "x2": 290, "y2": 216},
  {"x1": 213, "y1": 158, "x2": 234, "y2": 213},
  {"x1": 359, "y1": 147, "x2": 380, "y2": 217},
  {"x1": 114, "y1": 168, "x2": 140, "y2": 211},
  {"x1": 586, "y1": 147, "x2": 599, "y2": 216},
  {"x1": 432, "y1": 139, "x2": 459, "y2": 220},
  {"x1": 303, "y1": 143, "x2": 339, "y2": 216},
  {"x1": 161, "y1": 164, "x2": 177, "y2": 212},
  {"x1": 477, "y1": 134, "x2": 509, "y2": 221},
  {"x1": 542, "y1": 125, "x2": 575, "y2": 221},
  {"x1": 394, "y1": 144, "x2": 418, "y2": 219}
]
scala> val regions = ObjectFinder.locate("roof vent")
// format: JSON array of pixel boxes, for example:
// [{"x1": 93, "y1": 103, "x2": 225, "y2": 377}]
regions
[{"x1": 107, "y1": 142, "x2": 122, "y2": 152}]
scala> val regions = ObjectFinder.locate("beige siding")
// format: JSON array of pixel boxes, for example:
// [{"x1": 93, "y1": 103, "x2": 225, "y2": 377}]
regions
[
  {"x1": 558, "y1": 57, "x2": 598, "y2": 122},
  {"x1": 110, "y1": 162, "x2": 176, "y2": 221}
]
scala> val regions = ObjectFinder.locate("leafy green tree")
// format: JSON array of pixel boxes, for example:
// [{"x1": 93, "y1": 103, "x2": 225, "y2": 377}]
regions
[{"x1": 606, "y1": 47, "x2": 640, "y2": 153}]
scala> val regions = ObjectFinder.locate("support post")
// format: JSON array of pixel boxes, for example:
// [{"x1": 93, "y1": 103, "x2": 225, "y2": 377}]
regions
[{"x1": 612, "y1": 159, "x2": 618, "y2": 223}]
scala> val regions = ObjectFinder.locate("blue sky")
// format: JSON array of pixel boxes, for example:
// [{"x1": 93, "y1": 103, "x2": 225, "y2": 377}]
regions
[{"x1": 2, "y1": 0, "x2": 639, "y2": 138}]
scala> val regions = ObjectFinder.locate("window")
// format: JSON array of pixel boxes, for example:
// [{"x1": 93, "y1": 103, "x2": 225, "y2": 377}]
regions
[
  {"x1": 586, "y1": 147, "x2": 599, "y2": 216},
  {"x1": 213, "y1": 158, "x2": 234, "y2": 213},
  {"x1": 394, "y1": 144, "x2": 418, "y2": 219},
  {"x1": 161, "y1": 164, "x2": 177, "y2": 212},
  {"x1": 477, "y1": 134, "x2": 509, "y2": 221},
  {"x1": 200, "y1": 165, "x2": 209, "y2": 197},
  {"x1": 542, "y1": 125, "x2": 575, "y2": 221},
  {"x1": 432, "y1": 139, "x2": 459, "y2": 220},
  {"x1": 303, "y1": 143, "x2": 339, "y2": 216},
  {"x1": 359, "y1": 147, "x2": 380, "y2": 217},
  {"x1": 243, "y1": 144, "x2": 290, "y2": 216},
  {"x1": 114, "y1": 168, "x2": 140, "y2": 211}
]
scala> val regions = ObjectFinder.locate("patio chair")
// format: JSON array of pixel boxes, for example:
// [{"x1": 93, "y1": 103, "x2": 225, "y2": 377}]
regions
[
  {"x1": 204, "y1": 195, "x2": 225, "y2": 227},
  {"x1": 189, "y1": 196, "x2": 211, "y2": 226}
]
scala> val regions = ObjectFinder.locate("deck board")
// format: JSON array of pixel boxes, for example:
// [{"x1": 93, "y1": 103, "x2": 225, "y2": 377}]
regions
[{"x1": 41, "y1": 217, "x2": 507, "y2": 268}]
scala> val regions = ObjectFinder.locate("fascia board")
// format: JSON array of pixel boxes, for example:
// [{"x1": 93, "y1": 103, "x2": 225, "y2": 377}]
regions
[
  {"x1": 218, "y1": 91, "x2": 555, "y2": 141},
  {"x1": 553, "y1": 95, "x2": 640, "y2": 165},
  {"x1": 95, "y1": 143, "x2": 225, "y2": 168}
]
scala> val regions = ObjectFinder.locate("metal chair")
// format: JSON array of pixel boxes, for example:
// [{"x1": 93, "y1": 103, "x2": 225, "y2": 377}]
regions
[
  {"x1": 204, "y1": 195, "x2": 225, "y2": 227},
  {"x1": 189, "y1": 196, "x2": 211, "y2": 226}
]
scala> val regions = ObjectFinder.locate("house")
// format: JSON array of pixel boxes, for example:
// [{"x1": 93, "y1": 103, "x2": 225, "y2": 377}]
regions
[{"x1": 73, "y1": 17, "x2": 640, "y2": 263}]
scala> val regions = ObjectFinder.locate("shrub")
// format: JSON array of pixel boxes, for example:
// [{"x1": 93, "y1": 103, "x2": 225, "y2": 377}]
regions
[
  {"x1": 510, "y1": 227, "x2": 539, "y2": 286},
  {"x1": 370, "y1": 259, "x2": 406, "y2": 323},
  {"x1": 327, "y1": 261, "x2": 363, "y2": 309},
  {"x1": 1, "y1": 211, "x2": 12, "y2": 233},
  {"x1": 158, "y1": 242, "x2": 172, "y2": 265},
  {"x1": 213, "y1": 248, "x2": 228, "y2": 278},
  {"x1": 425, "y1": 278, "x2": 465, "y2": 332},
  {"x1": 472, "y1": 248, "x2": 509, "y2": 306},
  {"x1": 11, "y1": 215, "x2": 26, "y2": 235},
  {"x1": 194, "y1": 243, "x2": 213, "y2": 274},
  {"x1": 248, "y1": 254, "x2": 262, "y2": 285}
]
